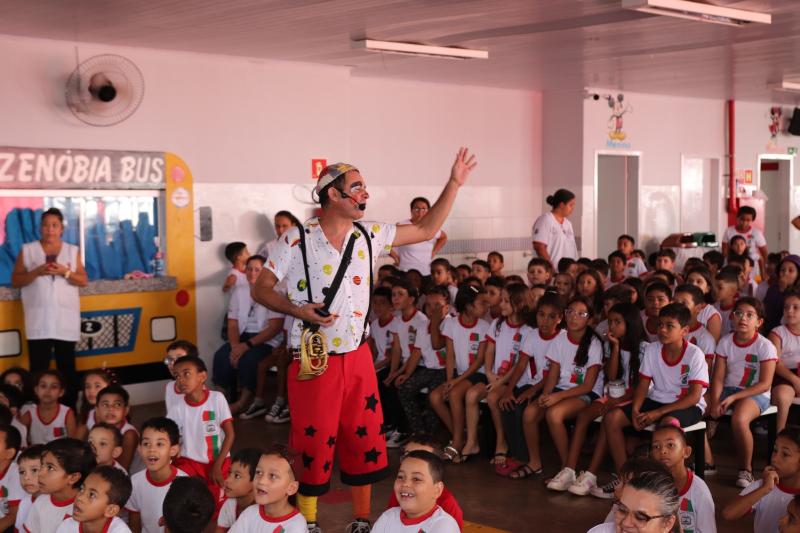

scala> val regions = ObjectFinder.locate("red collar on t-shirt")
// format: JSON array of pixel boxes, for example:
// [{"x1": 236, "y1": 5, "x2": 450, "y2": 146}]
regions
[
  {"x1": 146, "y1": 465, "x2": 178, "y2": 487},
  {"x1": 184, "y1": 388, "x2": 210, "y2": 407},
  {"x1": 678, "y1": 470, "x2": 694, "y2": 496},
  {"x1": 661, "y1": 340, "x2": 688, "y2": 367},
  {"x1": 400, "y1": 505, "x2": 439, "y2": 525},
  {"x1": 50, "y1": 494, "x2": 75, "y2": 507},
  {"x1": 259, "y1": 506, "x2": 300, "y2": 523}
]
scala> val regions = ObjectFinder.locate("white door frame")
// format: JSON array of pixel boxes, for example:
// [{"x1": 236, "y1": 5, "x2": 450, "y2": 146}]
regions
[
  {"x1": 594, "y1": 150, "x2": 643, "y2": 257},
  {"x1": 680, "y1": 154, "x2": 723, "y2": 236},
  {"x1": 757, "y1": 153, "x2": 795, "y2": 252}
]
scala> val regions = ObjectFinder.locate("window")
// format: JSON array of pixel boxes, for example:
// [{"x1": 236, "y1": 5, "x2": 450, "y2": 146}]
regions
[{"x1": 0, "y1": 190, "x2": 164, "y2": 285}]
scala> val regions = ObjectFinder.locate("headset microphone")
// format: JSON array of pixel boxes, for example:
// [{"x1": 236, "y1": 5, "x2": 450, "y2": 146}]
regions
[{"x1": 339, "y1": 190, "x2": 367, "y2": 211}]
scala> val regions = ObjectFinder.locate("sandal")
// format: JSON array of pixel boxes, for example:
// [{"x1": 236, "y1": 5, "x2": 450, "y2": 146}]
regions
[
  {"x1": 490, "y1": 452, "x2": 509, "y2": 465},
  {"x1": 453, "y1": 451, "x2": 479, "y2": 464},
  {"x1": 443, "y1": 445, "x2": 459, "y2": 462},
  {"x1": 509, "y1": 464, "x2": 543, "y2": 480}
]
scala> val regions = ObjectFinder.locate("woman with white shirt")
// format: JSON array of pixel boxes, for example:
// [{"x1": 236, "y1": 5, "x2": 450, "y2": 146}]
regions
[
  {"x1": 532, "y1": 189, "x2": 578, "y2": 269},
  {"x1": 390, "y1": 197, "x2": 448, "y2": 276},
  {"x1": 257, "y1": 210, "x2": 302, "y2": 260},
  {"x1": 11, "y1": 208, "x2": 88, "y2": 406}
]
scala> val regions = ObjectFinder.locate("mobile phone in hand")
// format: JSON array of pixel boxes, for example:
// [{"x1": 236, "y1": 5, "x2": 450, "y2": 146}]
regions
[{"x1": 45, "y1": 254, "x2": 57, "y2": 264}]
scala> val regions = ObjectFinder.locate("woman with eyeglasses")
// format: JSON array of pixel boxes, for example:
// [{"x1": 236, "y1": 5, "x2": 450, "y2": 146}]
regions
[
  {"x1": 708, "y1": 296, "x2": 778, "y2": 489},
  {"x1": 588, "y1": 470, "x2": 680, "y2": 533},
  {"x1": 389, "y1": 197, "x2": 448, "y2": 277}
]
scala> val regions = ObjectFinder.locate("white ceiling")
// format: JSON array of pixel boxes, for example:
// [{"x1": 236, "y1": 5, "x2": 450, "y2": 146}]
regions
[{"x1": 2, "y1": 0, "x2": 800, "y2": 101}]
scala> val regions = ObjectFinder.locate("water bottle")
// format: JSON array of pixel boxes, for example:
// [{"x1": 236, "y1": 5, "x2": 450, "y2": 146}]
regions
[{"x1": 152, "y1": 252, "x2": 165, "y2": 277}]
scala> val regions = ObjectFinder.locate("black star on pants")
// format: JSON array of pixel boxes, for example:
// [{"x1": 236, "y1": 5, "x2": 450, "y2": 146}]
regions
[
  {"x1": 355, "y1": 426, "x2": 367, "y2": 438},
  {"x1": 326, "y1": 436, "x2": 336, "y2": 448},
  {"x1": 323, "y1": 460, "x2": 331, "y2": 473},
  {"x1": 304, "y1": 425, "x2": 317, "y2": 437},
  {"x1": 364, "y1": 394, "x2": 379, "y2": 412},
  {"x1": 302, "y1": 452, "x2": 314, "y2": 469},
  {"x1": 364, "y1": 447, "x2": 381, "y2": 464}
]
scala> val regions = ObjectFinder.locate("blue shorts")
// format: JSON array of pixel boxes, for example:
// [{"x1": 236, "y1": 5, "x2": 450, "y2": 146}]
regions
[{"x1": 720, "y1": 386, "x2": 771, "y2": 414}]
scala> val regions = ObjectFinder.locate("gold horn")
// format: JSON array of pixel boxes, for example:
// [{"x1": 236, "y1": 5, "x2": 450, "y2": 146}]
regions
[{"x1": 297, "y1": 327, "x2": 329, "y2": 380}]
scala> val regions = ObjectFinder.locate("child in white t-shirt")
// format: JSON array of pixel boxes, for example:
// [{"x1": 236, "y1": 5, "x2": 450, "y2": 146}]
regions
[
  {"x1": 87, "y1": 423, "x2": 125, "y2": 474},
  {"x1": 723, "y1": 427, "x2": 800, "y2": 532},
  {"x1": 0, "y1": 424, "x2": 23, "y2": 531},
  {"x1": 20, "y1": 371, "x2": 76, "y2": 445},
  {"x1": 75, "y1": 369, "x2": 114, "y2": 441},
  {"x1": 429, "y1": 285, "x2": 489, "y2": 463},
  {"x1": 685, "y1": 268, "x2": 722, "y2": 342},
  {"x1": 650, "y1": 423, "x2": 716, "y2": 533},
  {"x1": 216, "y1": 448, "x2": 260, "y2": 532},
  {"x1": 15, "y1": 444, "x2": 43, "y2": 533},
  {"x1": 603, "y1": 303, "x2": 709, "y2": 475},
  {"x1": 222, "y1": 242, "x2": 249, "y2": 293},
  {"x1": 126, "y1": 417, "x2": 186, "y2": 533},
  {"x1": 95, "y1": 385, "x2": 138, "y2": 472},
  {"x1": 709, "y1": 297, "x2": 777, "y2": 489},
  {"x1": 372, "y1": 451, "x2": 459, "y2": 533},
  {"x1": 162, "y1": 340, "x2": 197, "y2": 413},
  {"x1": 55, "y1": 466, "x2": 132, "y2": 533},
  {"x1": 769, "y1": 291, "x2": 800, "y2": 433},
  {"x1": 24, "y1": 439, "x2": 96, "y2": 533},
  {"x1": 228, "y1": 447, "x2": 306, "y2": 533},
  {"x1": 722, "y1": 206, "x2": 768, "y2": 280},
  {"x1": 368, "y1": 287, "x2": 403, "y2": 440}
]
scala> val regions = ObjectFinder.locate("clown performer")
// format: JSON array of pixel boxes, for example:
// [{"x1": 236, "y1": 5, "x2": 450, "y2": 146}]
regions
[{"x1": 253, "y1": 148, "x2": 477, "y2": 533}]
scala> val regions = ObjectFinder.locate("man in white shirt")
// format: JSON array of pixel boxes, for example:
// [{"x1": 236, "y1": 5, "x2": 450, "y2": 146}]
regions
[{"x1": 253, "y1": 149, "x2": 477, "y2": 532}]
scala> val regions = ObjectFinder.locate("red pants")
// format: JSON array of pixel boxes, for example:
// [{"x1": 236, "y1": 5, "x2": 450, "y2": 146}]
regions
[
  {"x1": 288, "y1": 342, "x2": 389, "y2": 496},
  {"x1": 174, "y1": 456, "x2": 231, "y2": 502}
]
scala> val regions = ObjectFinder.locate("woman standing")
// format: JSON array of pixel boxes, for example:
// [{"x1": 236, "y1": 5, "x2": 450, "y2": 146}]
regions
[
  {"x1": 532, "y1": 189, "x2": 578, "y2": 269},
  {"x1": 11, "y1": 208, "x2": 87, "y2": 405},
  {"x1": 390, "y1": 197, "x2": 447, "y2": 276}
]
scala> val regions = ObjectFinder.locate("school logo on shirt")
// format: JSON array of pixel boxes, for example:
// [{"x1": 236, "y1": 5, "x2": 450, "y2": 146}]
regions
[
  {"x1": 498, "y1": 359, "x2": 512, "y2": 376},
  {"x1": 0, "y1": 485, "x2": 7, "y2": 515},
  {"x1": 510, "y1": 331, "x2": 522, "y2": 364},
  {"x1": 679, "y1": 364, "x2": 690, "y2": 398},
  {"x1": 740, "y1": 353, "x2": 759, "y2": 387},
  {"x1": 570, "y1": 366, "x2": 586, "y2": 385},
  {"x1": 53, "y1": 427, "x2": 66, "y2": 438},
  {"x1": 271, "y1": 526, "x2": 286, "y2": 533},
  {"x1": 408, "y1": 327, "x2": 417, "y2": 352},
  {"x1": 202, "y1": 410, "x2": 221, "y2": 461},
  {"x1": 436, "y1": 348, "x2": 447, "y2": 366},
  {"x1": 529, "y1": 358, "x2": 537, "y2": 378},
  {"x1": 468, "y1": 332, "x2": 480, "y2": 364},
  {"x1": 679, "y1": 497, "x2": 696, "y2": 532}
]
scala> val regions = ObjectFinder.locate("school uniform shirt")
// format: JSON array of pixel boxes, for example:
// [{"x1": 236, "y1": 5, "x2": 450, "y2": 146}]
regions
[
  {"x1": 697, "y1": 304, "x2": 721, "y2": 331},
  {"x1": 370, "y1": 314, "x2": 397, "y2": 366},
  {"x1": 391, "y1": 309, "x2": 430, "y2": 364},
  {"x1": 687, "y1": 323, "x2": 716, "y2": 361},
  {"x1": 228, "y1": 267, "x2": 248, "y2": 288},
  {"x1": 21, "y1": 404, "x2": 71, "y2": 445},
  {"x1": 15, "y1": 493, "x2": 34, "y2": 533},
  {"x1": 714, "y1": 301, "x2": 736, "y2": 337},
  {"x1": 518, "y1": 327, "x2": 563, "y2": 387},
  {"x1": 267, "y1": 219, "x2": 396, "y2": 354},
  {"x1": 227, "y1": 284, "x2": 271, "y2": 335},
  {"x1": 372, "y1": 506, "x2": 459, "y2": 533},
  {"x1": 386, "y1": 487, "x2": 463, "y2": 530},
  {"x1": 639, "y1": 341, "x2": 709, "y2": 413},
  {"x1": 716, "y1": 333, "x2": 777, "y2": 399},
  {"x1": 164, "y1": 380, "x2": 182, "y2": 413},
  {"x1": 228, "y1": 505, "x2": 307, "y2": 533},
  {"x1": 739, "y1": 479, "x2": 800, "y2": 533},
  {"x1": 85, "y1": 409, "x2": 96, "y2": 432},
  {"x1": 616, "y1": 341, "x2": 650, "y2": 390},
  {"x1": 642, "y1": 312, "x2": 660, "y2": 343},
  {"x1": 723, "y1": 225, "x2": 767, "y2": 278},
  {"x1": 23, "y1": 494, "x2": 73, "y2": 533},
  {"x1": 531, "y1": 212, "x2": 578, "y2": 268},
  {"x1": 0, "y1": 461, "x2": 22, "y2": 520},
  {"x1": 393, "y1": 219, "x2": 442, "y2": 276},
  {"x1": 676, "y1": 470, "x2": 716, "y2": 533},
  {"x1": 56, "y1": 516, "x2": 131, "y2": 533},
  {"x1": 166, "y1": 389, "x2": 232, "y2": 464},
  {"x1": 216, "y1": 498, "x2": 250, "y2": 531},
  {"x1": 772, "y1": 325, "x2": 800, "y2": 370},
  {"x1": 441, "y1": 316, "x2": 489, "y2": 375},
  {"x1": 412, "y1": 316, "x2": 451, "y2": 370},
  {"x1": 624, "y1": 256, "x2": 648, "y2": 279},
  {"x1": 12, "y1": 417, "x2": 27, "y2": 448},
  {"x1": 595, "y1": 319, "x2": 609, "y2": 336},
  {"x1": 125, "y1": 466, "x2": 187, "y2": 533},
  {"x1": 485, "y1": 318, "x2": 525, "y2": 377},
  {"x1": 546, "y1": 331, "x2": 605, "y2": 397}
]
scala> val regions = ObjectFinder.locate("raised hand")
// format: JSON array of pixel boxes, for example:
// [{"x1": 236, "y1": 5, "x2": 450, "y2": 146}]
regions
[{"x1": 449, "y1": 147, "x2": 477, "y2": 186}]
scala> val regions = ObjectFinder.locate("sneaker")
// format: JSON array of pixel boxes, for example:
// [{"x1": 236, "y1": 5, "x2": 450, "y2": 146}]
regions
[
  {"x1": 271, "y1": 405, "x2": 291, "y2": 424},
  {"x1": 240, "y1": 401, "x2": 267, "y2": 420},
  {"x1": 344, "y1": 519, "x2": 371, "y2": 533},
  {"x1": 568, "y1": 470, "x2": 597, "y2": 496},
  {"x1": 546, "y1": 467, "x2": 576, "y2": 491},
  {"x1": 703, "y1": 463, "x2": 717, "y2": 476},
  {"x1": 263, "y1": 402, "x2": 283, "y2": 422},
  {"x1": 386, "y1": 431, "x2": 409, "y2": 449},
  {"x1": 307, "y1": 523, "x2": 323, "y2": 533},
  {"x1": 590, "y1": 475, "x2": 620, "y2": 500},
  {"x1": 737, "y1": 470, "x2": 754, "y2": 488}
]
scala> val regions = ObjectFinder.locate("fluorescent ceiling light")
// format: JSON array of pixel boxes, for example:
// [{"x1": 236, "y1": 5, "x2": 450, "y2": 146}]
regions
[
  {"x1": 353, "y1": 39, "x2": 488, "y2": 60},
  {"x1": 770, "y1": 80, "x2": 800, "y2": 93},
  {"x1": 622, "y1": 0, "x2": 771, "y2": 27}
]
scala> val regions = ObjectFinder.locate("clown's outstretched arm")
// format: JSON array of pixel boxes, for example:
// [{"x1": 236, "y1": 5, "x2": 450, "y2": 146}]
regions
[{"x1": 393, "y1": 147, "x2": 477, "y2": 247}]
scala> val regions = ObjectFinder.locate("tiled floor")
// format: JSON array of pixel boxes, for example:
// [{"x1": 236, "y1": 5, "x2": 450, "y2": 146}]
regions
[{"x1": 131, "y1": 401, "x2": 757, "y2": 532}]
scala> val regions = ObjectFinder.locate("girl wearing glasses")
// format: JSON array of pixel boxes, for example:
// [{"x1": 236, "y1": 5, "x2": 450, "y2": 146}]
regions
[
  {"x1": 708, "y1": 297, "x2": 777, "y2": 489},
  {"x1": 518, "y1": 297, "x2": 603, "y2": 483},
  {"x1": 588, "y1": 470, "x2": 680, "y2": 533}
]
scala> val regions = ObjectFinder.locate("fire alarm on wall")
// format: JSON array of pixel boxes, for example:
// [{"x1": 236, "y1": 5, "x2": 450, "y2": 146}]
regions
[{"x1": 311, "y1": 159, "x2": 327, "y2": 179}]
